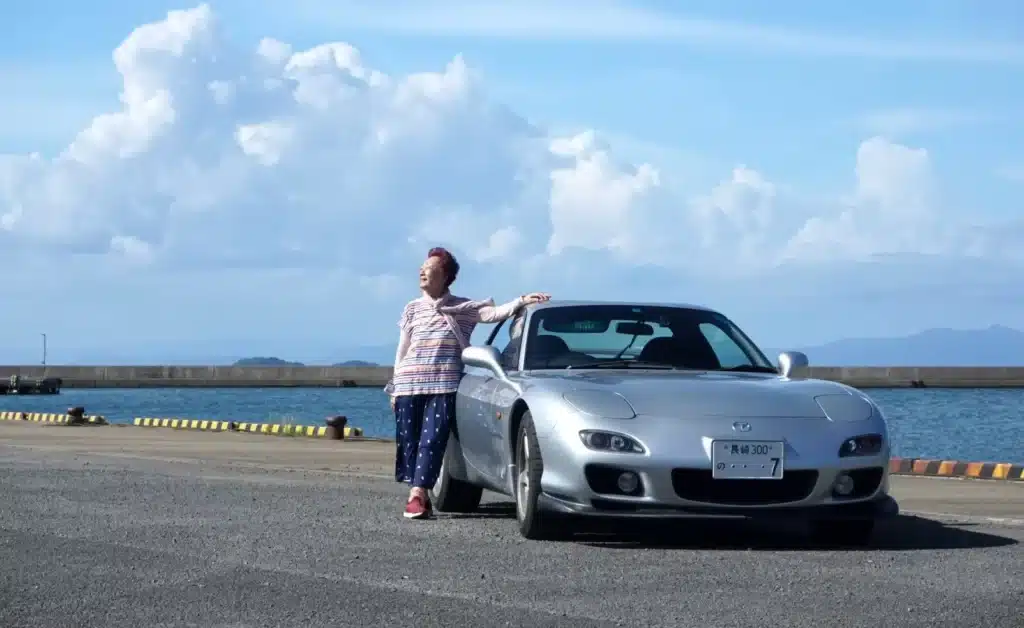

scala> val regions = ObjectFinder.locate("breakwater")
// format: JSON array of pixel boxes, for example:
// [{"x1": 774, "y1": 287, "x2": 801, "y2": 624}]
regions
[
  {"x1": 0, "y1": 365, "x2": 1023, "y2": 388},
  {"x1": 0, "y1": 365, "x2": 391, "y2": 388}
]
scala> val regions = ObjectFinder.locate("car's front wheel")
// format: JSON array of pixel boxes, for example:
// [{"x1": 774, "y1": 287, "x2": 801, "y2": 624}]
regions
[
  {"x1": 429, "y1": 437, "x2": 483, "y2": 513},
  {"x1": 514, "y1": 411, "x2": 567, "y2": 540},
  {"x1": 808, "y1": 517, "x2": 875, "y2": 547}
]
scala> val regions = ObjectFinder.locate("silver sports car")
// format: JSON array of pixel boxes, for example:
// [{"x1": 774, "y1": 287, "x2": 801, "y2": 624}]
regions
[{"x1": 429, "y1": 300, "x2": 899, "y2": 544}]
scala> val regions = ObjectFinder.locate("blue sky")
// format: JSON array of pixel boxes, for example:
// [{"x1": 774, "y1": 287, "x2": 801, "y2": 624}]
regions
[{"x1": 1, "y1": 1, "x2": 1023, "y2": 364}]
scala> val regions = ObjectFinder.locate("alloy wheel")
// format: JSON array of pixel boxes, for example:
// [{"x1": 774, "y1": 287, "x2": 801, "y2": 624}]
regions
[{"x1": 516, "y1": 429, "x2": 530, "y2": 520}]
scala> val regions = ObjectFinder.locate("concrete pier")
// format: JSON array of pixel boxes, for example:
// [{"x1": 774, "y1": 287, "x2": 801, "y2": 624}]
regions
[
  {"x1": 1, "y1": 421, "x2": 1022, "y2": 627},
  {"x1": 0, "y1": 365, "x2": 393, "y2": 388},
  {"x1": 1, "y1": 364, "x2": 1023, "y2": 388}
]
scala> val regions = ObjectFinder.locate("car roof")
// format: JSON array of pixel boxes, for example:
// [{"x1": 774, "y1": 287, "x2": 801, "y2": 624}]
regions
[{"x1": 527, "y1": 299, "x2": 718, "y2": 313}]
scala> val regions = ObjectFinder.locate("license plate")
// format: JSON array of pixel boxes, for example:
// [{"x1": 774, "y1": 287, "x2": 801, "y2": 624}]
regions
[{"x1": 711, "y1": 440, "x2": 784, "y2": 479}]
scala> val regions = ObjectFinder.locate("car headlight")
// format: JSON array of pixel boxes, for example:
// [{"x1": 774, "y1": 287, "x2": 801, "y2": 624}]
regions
[
  {"x1": 579, "y1": 430, "x2": 645, "y2": 453},
  {"x1": 838, "y1": 434, "x2": 884, "y2": 457}
]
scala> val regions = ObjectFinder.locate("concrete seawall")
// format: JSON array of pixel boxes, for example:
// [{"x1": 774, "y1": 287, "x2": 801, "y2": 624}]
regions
[
  {"x1": 1, "y1": 365, "x2": 1024, "y2": 388},
  {"x1": 0, "y1": 365, "x2": 391, "y2": 388}
]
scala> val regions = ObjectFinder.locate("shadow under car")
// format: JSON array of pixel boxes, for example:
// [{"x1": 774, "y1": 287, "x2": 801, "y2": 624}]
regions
[{"x1": 439, "y1": 501, "x2": 1019, "y2": 551}]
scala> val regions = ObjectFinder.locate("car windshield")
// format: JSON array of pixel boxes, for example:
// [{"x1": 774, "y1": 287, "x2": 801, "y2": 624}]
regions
[{"x1": 522, "y1": 304, "x2": 776, "y2": 372}]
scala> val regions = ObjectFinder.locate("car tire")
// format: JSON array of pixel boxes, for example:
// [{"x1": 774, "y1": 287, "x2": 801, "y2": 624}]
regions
[
  {"x1": 808, "y1": 517, "x2": 875, "y2": 547},
  {"x1": 429, "y1": 436, "x2": 483, "y2": 513},
  {"x1": 514, "y1": 411, "x2": 567, "y2": 541}
]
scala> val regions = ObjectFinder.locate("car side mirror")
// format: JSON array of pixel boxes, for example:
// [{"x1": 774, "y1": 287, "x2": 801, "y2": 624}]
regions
[
  {"x1": 462, "y1": 345, "x2": 507, "y2": 379},
  {"x1": 777, "y1": 351, "x2": 809, "y2": 378}
]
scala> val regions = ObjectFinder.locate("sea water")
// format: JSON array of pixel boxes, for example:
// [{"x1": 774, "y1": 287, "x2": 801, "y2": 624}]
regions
[{"x1": 2, "y1": 387, "x2": 1021, "y2": 463}]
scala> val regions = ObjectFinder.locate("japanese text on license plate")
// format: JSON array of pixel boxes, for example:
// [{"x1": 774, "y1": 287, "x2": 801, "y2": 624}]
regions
[{"x1": 711, "y1": 440, "x2": 785, "y2": 479}]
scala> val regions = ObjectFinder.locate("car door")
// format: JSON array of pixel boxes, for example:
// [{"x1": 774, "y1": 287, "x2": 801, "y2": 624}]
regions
[
  {"x1": 476, "y1": 322, "x2": 524, "y2": 482},
  {"x1": 455, "y1": 364, "x2": 498, "y2": 481},
  {"x1": 486, "y1": 373, "x2": 521, "y2": 491},
  {"x1": 455, "y1": 320, "x2": 520, "y2": 485}
]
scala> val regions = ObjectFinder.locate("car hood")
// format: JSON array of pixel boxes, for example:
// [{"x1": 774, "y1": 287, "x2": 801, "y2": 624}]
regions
[{"x1": 521, "y1": 370, "x2": 858, "y2": 418}]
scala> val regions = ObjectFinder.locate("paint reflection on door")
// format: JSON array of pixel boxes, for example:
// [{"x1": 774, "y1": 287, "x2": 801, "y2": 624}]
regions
[{"x1": 456, "y1": 365, "x2": 496, "y2": 477}]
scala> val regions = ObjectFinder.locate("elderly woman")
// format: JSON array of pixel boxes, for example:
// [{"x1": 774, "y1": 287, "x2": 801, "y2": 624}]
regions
[{"x1": 385, "y1": 247, "x2": 550, "y2": 519}]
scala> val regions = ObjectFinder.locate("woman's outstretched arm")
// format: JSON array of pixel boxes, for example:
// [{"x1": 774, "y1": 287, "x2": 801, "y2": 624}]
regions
[
  {"x1": 475, "y1": 296, "x2": 524, "y2": 324},
  {"x1": 475, "y1": 292, "x2": 551, "y2": 323}
]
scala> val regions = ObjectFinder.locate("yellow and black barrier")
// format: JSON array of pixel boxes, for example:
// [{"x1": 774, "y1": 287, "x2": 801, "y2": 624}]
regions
[
  {"x1": 890, "y1": 457, "x2": 1024, "y2": 481},
  {"x1": 132, "y1": 416, "x2": 363, "y2": 438},
  {"x1": 0, "y1": 411, "x2": 107, "y2": 425}
]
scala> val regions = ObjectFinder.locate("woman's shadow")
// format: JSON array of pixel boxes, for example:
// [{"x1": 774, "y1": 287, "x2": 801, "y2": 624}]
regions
[{"x1": 443, "y1": 501, "x2": 1019, "y2": 551}]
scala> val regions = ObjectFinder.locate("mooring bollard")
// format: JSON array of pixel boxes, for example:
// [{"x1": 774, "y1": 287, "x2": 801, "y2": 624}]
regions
[
  {"x1": 325, "y1": 415, "x2": 348, "y2": 440},
  {"x1": 67, "y1": 406, "x2": 86, "y2": 426}
]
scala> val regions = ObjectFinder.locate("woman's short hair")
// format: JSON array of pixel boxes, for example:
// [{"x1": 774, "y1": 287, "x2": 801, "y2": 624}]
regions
[{"x1": 427, "y1": 247, "x2": 460, "y2": 288}]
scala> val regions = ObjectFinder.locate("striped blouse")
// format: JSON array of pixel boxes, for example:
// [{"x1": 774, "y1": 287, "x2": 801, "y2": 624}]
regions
[{"x1": 387, "y1": 293, "x2": 524, "y2": 397}]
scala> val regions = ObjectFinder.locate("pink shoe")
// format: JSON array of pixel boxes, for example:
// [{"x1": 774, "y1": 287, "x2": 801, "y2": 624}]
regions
[{"x1": 404, "y1": 494, "x2": 431, "y2": 519}]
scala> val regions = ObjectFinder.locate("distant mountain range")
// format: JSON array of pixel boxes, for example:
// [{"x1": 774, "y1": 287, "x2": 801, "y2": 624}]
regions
[
  {"x1": 762, "y1": 325, "x2": 1024, "y2": 367},
  {"x1": 230, "y1": 325, "x2": 1024, "y2": 368}
]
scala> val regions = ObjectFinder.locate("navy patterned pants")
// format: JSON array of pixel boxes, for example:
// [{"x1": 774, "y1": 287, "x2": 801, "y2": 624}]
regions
[{"x1": 394, "y1": 393, "x2": 455, "y2": 489}]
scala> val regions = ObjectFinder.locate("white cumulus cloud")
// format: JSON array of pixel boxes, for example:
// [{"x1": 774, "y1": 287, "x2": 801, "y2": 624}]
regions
[{"x1": 0, "y1": 2, "x2": 1015, "y2": 286}]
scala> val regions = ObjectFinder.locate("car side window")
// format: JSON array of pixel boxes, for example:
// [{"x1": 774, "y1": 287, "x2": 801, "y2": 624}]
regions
[{"x1": 698, "y1": 322, "x2": 752, "y2": 368}]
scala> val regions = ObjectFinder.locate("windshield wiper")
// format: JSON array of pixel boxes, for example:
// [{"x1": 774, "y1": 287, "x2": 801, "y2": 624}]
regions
[
  {"x1": 567, "y1": 359, "x2": 676, "y2": 370},
  {"x1": 722, "y1": 365, "x2": 779, "y2": 374}
]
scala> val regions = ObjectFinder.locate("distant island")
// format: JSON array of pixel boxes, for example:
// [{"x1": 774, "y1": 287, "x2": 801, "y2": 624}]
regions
[
  {"x1": 233, "y1": 357, "x2": 380, "y2": 367},
  {"x1": 233, "y1": 357, "x2": 304, "y2": 367}
]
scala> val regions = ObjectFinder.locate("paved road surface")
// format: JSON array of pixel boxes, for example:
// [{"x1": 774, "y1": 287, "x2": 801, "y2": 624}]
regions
[{"x1": 1, "y1": 423, "x2": 1022, "y2": 627}]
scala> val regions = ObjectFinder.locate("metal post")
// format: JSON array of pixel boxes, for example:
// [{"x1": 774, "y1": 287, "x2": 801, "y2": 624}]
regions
[{"x1": 41, "y1": 333, "x2": 47, "y2": 366}]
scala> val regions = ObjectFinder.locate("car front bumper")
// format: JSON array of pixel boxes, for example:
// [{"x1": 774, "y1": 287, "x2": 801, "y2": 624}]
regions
[
  {"x1": 538, "y1": 490, "x2": 899, "y2": 520},
  {"x1": 534, "y1": 416, "x2": 897, "y2": 521}
]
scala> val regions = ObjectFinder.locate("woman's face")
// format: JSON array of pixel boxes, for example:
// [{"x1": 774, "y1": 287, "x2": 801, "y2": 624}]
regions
[{"x1": 419, "y1": 256, "x2": 446, "y2": 293}]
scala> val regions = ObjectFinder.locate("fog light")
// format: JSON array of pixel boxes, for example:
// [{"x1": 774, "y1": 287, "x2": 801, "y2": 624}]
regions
[
  {"x1": 833, "y1": 473, "x2": 855, "y2": 496},
  {"x1": 616, "y1": 471, "x2": 639, "y2": 494}
]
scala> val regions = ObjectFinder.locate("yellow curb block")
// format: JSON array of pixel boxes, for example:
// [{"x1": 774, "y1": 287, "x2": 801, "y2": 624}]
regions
[
  {"x1": 0, "y1": 411, "x2": 107, "y2": 425},
  {"x1": 132, "y1": 416, "x2": 363, "y2": 438},
  {"x1": 890, "y1": 457, "x2": 1024, "y2": 481}
]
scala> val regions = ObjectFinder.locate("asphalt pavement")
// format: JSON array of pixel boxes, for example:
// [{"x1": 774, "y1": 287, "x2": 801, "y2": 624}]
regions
[{"x1": 1, "y1": 423, "x2": 1022, "y2": 628}]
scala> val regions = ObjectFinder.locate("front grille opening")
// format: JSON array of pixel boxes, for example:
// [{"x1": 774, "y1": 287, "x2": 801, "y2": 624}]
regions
[{"x1": 671, "y1": 469, "x2": 818, "y2": 505}]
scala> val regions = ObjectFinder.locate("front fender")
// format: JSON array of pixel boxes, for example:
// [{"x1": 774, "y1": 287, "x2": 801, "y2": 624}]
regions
[
  {"x1": 489, "y1": 388, "x2": 570, "y2": 495},
  {"x1": 501, "y1": 387, "x2": 573, "y2": 442}
]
